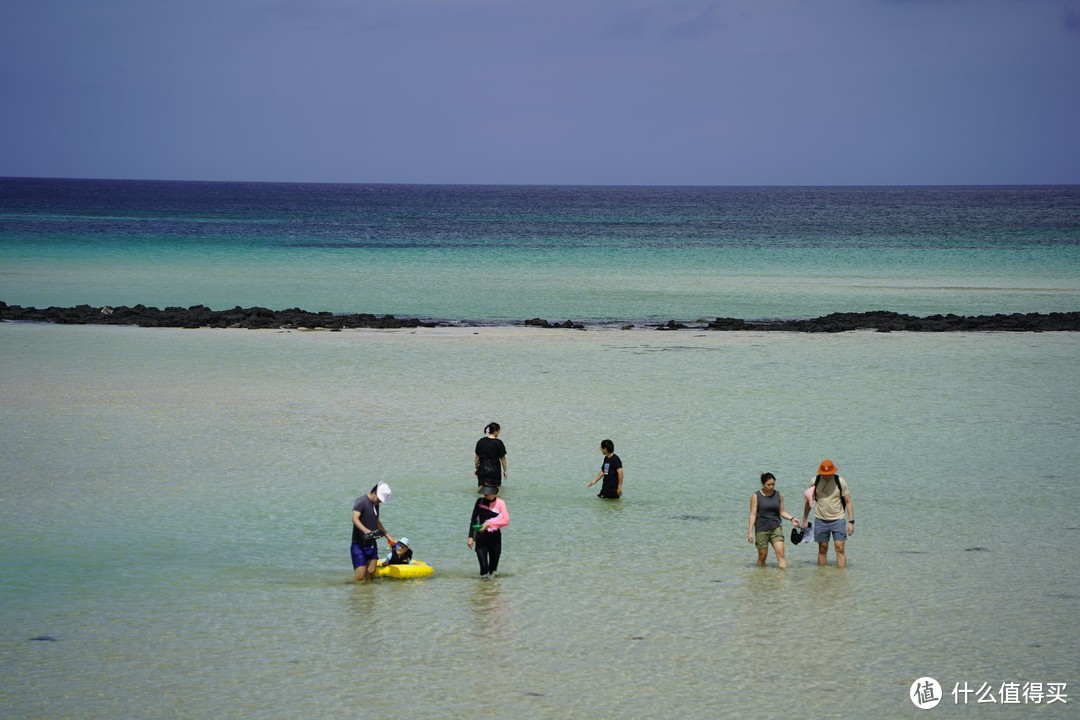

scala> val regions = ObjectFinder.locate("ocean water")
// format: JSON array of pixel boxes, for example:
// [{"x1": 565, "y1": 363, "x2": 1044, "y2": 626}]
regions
[
  {"x1": 1, "y1": 180, "x2": 1079, "y2": 718},
  {"x1": 2, "y1": 179, "x2": 1079, "y2": 323}
]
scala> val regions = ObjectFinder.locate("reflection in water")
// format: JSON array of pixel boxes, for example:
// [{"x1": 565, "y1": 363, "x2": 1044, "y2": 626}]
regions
[
  {"x1": 469, "y1": 579, "x2": 514, "y2": 647},
  {"x1": 346, "y1": 582, "x2": 378, "y2": 619}
]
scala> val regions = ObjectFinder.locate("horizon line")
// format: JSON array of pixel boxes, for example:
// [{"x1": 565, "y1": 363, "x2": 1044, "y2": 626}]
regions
[{"x1": 3, "y1": 175, "x2": 1079, "y2": 190}]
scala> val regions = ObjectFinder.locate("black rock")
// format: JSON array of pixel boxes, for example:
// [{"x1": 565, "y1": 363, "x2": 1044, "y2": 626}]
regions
[
  {"x1": 3, "y1": 302, "x2": 1079, "y2": 332},
  {"x1": 0, "y1": 302, "x2": 440, "y2": 330}
]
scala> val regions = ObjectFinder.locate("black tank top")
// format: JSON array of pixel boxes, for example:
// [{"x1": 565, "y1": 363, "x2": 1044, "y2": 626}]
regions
[{"x1": 755, "y1": 490, "x2": 782, "y2": 532}]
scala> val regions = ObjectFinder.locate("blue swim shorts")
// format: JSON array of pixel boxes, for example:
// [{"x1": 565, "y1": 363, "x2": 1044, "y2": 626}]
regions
[
  {"x1": 813, "y1": 517, "x2": 848, "y2": 543},
  {"x1": 350, "y1": 542, "x2": 380, "y2": 568}
]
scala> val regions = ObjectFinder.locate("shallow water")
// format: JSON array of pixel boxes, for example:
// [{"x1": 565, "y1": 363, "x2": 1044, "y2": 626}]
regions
[{"x1": 1, "y1": 323, "x2": 1077, "y2": 718}]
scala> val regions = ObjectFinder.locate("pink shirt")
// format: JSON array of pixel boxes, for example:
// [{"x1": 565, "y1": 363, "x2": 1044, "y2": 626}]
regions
[{"x1": 482, "y1": 498, "x2": 510, "y2": 531}]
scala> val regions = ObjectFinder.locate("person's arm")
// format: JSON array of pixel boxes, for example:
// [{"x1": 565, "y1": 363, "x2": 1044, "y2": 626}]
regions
[
  {"x1": 778, "y1": 492, "x2": 799, "y2": 527},
  {"x1": 376, "y1": 517, "x2": 394, "y2": 546},
  {"x1": 845, "y1": 495, "x2": 855, "y2": 534},
  {"x1": 802, "y1": 498, "x2": 811, "y2": 527},
  {"x1": 616, "y1": 466, "x2": 624, "y2": 497},
  {"x1": 474, "y1": 453, "x2": 480, "y2": 477},
  {"x1": 747, "y1": 493, "x2": 758, "y2": 543},
  {"x1": 467, "y1": 501, "x2": 479, "y2": 548},
  {"x1": 587, "y1": 467, "x2": 604, "y2": 487},
  {"x1": 501, "y1": 452, "x2": 508, "y2": 480}
]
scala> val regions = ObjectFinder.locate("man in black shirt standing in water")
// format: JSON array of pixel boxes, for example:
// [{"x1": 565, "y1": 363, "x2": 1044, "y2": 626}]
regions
[{"x1": 587, "y1": 439, "x2": 623, "y2": 499}]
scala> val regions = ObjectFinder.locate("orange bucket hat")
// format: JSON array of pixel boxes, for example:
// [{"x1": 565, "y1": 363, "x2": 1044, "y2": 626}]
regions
[{"x1": 818, "y1": 459, "x2": 837, "y2": 476}]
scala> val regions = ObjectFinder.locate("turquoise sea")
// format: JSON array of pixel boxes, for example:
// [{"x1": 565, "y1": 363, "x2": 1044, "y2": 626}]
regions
[
  {"x1": 2, "y1": 179, "x2": 1079, "y2": 718},
  {"x1": 3, "y1": 180, "x2": 1080, "y2": 323}
]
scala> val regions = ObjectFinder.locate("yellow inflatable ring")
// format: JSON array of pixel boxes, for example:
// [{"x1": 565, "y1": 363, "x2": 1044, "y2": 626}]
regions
[{"x1": 375, "y1": 560, "x2": 434, "y2": 579}]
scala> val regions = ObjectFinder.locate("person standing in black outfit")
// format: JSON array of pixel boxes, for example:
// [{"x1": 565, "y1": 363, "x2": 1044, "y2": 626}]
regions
[
  {"x1": 587, "y1": 439, "x2": 623, "y2": 498},
  {"x1": 474, "y1": 422, "x2": 507, "y2": 487}
]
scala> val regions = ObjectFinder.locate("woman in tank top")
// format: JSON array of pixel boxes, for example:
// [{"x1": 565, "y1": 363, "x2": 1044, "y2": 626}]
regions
[{"x1": 747, "y1": 472, "x2": 801, "y2": 569}]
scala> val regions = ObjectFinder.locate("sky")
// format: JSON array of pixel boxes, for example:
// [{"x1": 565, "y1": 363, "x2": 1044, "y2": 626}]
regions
[{"x1": 1, "y1": 0, "x2": 1079, "y2": 186}]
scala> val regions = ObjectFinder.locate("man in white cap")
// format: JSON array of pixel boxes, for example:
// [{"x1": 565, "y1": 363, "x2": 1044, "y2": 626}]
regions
[{"x1": 350, "y1": 483, "x2": 396, "y2": 582}]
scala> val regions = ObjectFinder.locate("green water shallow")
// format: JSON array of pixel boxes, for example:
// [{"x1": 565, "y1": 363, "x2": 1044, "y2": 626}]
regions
[{"x1": 1, "y1": 323, "x2": 1077, "y2": 718}]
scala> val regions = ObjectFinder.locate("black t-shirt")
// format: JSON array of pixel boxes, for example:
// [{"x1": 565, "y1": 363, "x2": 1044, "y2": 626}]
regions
[
  {"x1": 475, "y1": 436, "x2": 506, "y2": 483},
  {"x1": 351, "y1": 494, "x2": 379, "y2": 545},
  {"x1": 598, "y1": 453, "x2": 622, "y2": 498}
]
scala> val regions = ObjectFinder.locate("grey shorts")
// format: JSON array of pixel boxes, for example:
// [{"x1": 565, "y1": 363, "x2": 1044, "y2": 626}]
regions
[{"x1": 814, "y1": 517, "x2": 848, "y2": 543}]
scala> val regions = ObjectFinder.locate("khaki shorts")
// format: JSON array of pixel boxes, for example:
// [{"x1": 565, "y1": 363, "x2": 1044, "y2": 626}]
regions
[{"x1": 755, "y1": 525, "x2": 784, "y2": 549}]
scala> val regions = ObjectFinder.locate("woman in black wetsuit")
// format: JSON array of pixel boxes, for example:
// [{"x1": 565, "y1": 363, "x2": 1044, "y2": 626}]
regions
[
  {"x1": 474, "y1": 422, "x2": 507, "y2": 487},
  {"x1": 467, "y1": 485, "x2": 510, "y2": 578}
]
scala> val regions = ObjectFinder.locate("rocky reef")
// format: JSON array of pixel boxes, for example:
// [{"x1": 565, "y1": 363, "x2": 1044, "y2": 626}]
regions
[
  {"x1": 0, "y1": 302, "x2": 438, "y2": 330},
  {"x1": 3, "y1": 302, "x2": 1079, "y2": 332},
  {"x1": 697, "y1": 310, "x2": 1080, "y2": 332}
]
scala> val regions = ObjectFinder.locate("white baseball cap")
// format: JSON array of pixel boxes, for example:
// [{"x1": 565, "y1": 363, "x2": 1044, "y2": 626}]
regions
[{"x1": 375, "y1": 482, "x2": 392, "y2": 504}]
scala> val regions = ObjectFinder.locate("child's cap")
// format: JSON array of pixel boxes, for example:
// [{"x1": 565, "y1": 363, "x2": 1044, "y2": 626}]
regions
[{"x1": 397, "y1": 537, "x2": 410, "y2": 547}]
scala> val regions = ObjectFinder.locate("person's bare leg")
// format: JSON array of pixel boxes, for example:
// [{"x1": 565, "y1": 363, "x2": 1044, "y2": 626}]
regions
[{"x1": 773, "y1": 540, "x2": 788, "y2": 569}]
